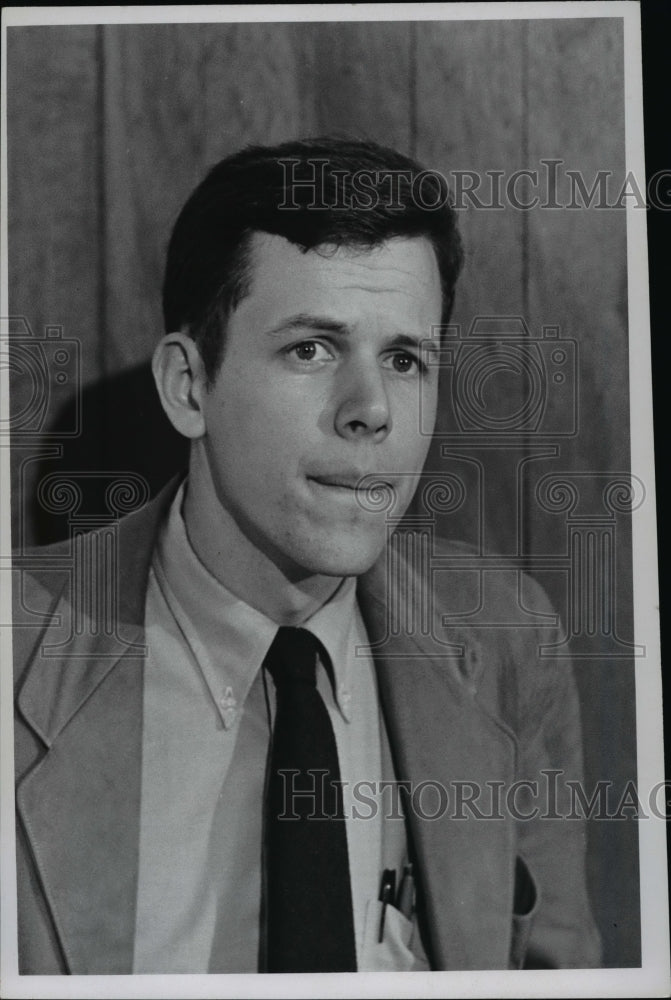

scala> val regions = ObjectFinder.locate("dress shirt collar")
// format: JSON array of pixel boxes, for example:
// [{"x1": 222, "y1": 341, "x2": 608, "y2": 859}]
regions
[
  {"x1": 300, "y1": 569, "x2": 357, "y2": 722},
  {"x1": 152, "y1": 481, "x2": 357, "y2": 727}
]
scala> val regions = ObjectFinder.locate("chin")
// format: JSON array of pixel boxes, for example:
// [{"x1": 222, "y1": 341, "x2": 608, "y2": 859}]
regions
[{"x1": 287, "y1": 533, "x2": 388, "y2": 579}]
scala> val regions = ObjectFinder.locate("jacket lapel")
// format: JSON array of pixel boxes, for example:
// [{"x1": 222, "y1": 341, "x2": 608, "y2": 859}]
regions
[
  {"x1": 17, "y1": 621, "x2": 145, "y2": 973},
  {"x1": 359, "y1": 558, "x2": 517, "y2": 970},
  {"x1": 15, "y1": 480, "x2": 179, "y2": 974}
]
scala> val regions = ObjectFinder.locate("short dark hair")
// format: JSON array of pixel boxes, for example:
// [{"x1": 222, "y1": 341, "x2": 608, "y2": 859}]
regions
[{"x1": 163, "y1": 136, "x2": 463, "y2": 383}]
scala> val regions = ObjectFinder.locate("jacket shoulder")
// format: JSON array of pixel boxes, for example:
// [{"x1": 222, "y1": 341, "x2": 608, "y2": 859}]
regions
[
  {"x1": 12, "y1": 476, "x2": 181, "y2": 622},
  {"x1": 11, "y1": 480, "x2": 179, "y2": 695}
]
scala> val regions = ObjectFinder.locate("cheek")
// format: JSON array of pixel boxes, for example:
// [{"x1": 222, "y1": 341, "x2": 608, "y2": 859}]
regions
[
  {"x1": 394, "y1": 405, "x2": 434, "y2": 467},
  {"x1": 206, "y1": 386, "x2": 282, "y2": 463},
  {"x1": 212, "y1": 423, "x2": 302, "y2": 513},
  {"x1": 418, "y1": 379, "x2": 439, "y2": 431},
  {"x1": 221, "y1": 379, "x2": 318, "y2": 454}
]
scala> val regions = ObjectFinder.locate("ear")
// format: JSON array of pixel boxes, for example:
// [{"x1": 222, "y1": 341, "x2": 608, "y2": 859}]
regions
[{"x1": 152, "y1": 332, "x2": 207, "y2": 439}]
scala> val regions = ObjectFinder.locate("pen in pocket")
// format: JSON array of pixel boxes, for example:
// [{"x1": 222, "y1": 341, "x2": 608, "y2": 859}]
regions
[{"x1": 378, "y1": 868, "x2": 396, "y2": 943}]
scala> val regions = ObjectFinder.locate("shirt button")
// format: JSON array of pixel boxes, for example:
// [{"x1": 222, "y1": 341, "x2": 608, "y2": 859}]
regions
[
  {"x1": 221, "y1": 706, "x2": 237, "y2": 728},
  {"x1": 339, "y1": 685, "x2": 351, "y2": 710},
  {"x1": 219, "y1": 687, "x2": 237, "y2": 729}
]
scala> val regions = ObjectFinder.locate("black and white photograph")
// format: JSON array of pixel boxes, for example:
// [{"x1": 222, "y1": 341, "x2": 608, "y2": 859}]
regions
[{"x1": 1, "y1": 3, "x2": 667, "y2": 997}]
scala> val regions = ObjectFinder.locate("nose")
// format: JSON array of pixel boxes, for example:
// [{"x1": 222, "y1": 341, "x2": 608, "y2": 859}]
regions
[{"x1": 334, "y1": 360, "x2": 391, "y2": 441}]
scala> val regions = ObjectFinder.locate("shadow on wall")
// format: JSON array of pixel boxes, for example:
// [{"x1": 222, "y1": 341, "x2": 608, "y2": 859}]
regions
[{"x1": 32, "y1": 362, "x2": 189, "y2": 546}]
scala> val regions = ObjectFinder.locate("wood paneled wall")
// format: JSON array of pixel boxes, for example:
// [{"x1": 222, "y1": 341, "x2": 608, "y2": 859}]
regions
[{"x1": 7, "y1": 18, "x2": 638, "y2": 965}]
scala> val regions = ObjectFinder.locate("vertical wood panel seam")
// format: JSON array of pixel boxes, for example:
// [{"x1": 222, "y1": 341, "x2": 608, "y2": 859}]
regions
[
  {"x1": 95, "y1": 25, "x2": 107, "y2": 381},
  {"x1": 521, "y1": 19, "x2": 531, "y2": 559},
  {"x1": 521, "y1": 20, "x2": 529, "y2": 322},
  {"x1": 409, "y1": 21, "x2": 417, "y2": 158}
]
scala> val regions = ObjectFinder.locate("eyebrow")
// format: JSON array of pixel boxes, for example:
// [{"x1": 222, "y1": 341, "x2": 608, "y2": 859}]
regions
[
  {"x1": 264, "y1": 313, "x2": 348, "y2": 337},
  {"x1": 264, "y1": 313, "x2": 440, "y2": 352}
]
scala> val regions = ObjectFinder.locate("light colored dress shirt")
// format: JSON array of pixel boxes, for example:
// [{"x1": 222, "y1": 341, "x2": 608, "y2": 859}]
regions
[{"x1": 133, "y1": 483, "x2": 428, "y2": 973}]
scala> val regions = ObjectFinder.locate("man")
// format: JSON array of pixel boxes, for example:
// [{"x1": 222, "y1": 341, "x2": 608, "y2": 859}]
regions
[{"x1": 13, "y1": 137, "x2": 601, "y2": 974}]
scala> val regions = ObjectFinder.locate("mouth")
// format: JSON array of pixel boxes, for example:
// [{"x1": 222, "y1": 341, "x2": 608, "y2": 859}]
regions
[
  {"x1": 307, "y1": 475, "x2": 360, "y2": 498},
  {"x1": 308, "y1": 468, "x2": 393, "y2": 488},
  {"x1": 307, "y1": 472, "x2": 395, "y2": 502},
  {"x1": 308, "y1": 474, "x2": 360, "y2": 491}
]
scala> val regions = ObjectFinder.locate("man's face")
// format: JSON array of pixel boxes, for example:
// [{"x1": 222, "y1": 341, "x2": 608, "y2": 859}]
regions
[{"x1": 196, "y1": 232, "x2": 442, "y2": 580}]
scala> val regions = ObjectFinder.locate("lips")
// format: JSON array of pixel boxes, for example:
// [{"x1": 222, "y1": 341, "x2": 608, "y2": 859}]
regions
[
  {"x1": 308, "y1": 470, "x2": 390, "y2": 491},
  {"x1": 307, "y1": 471, "x2": 399, "y2": 517},
  {"x1": 309, "y1": 474, "x2": 360, "y2": 490}
]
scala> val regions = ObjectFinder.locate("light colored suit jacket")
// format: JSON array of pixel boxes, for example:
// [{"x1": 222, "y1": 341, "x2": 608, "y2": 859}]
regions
[{"x1": 13, "y1": 479, "x2": 601, "y2": 973}]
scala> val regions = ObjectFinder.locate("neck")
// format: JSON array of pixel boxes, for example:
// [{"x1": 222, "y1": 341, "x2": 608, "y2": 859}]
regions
[{"x1": 182, "y1": 465, "x2": 344, "y2": 626}]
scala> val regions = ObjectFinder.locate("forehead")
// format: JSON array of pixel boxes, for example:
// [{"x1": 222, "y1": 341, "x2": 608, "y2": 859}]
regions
[{"x1": 236, "y1": 232, "x2": 442, "y2": 328}]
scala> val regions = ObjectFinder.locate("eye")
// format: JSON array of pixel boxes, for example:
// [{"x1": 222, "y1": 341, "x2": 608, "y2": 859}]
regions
[
  {"x1": 287, "y1": 340, "x2": 334, "y2": 364},
  {"x1": 385, "y1": 351, "x2": 426, "y2": 375}
]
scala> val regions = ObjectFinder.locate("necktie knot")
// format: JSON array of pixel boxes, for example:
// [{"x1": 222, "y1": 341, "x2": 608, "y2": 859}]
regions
[{"x1": 265, "y1": 626, "x2": 319, "y2": 689}]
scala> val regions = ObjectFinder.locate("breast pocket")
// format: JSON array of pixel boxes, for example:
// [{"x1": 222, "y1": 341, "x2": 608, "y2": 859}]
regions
[{"x1": 359, "y1": 898, "x2": 430, "y2": 972}]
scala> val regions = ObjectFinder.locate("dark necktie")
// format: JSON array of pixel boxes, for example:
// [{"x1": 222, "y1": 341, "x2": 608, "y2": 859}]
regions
[{"x1": 263, "y1": 626, "x2": 357, "y2": 972}]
